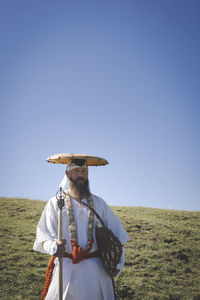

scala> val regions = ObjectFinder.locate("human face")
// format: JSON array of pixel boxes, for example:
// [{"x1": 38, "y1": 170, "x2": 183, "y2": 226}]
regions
[
  {"x1": 66, "y1": 167, "x2": 90, "y2": 199},
  {"x1": 66, "y1": 167, "x2": 88, "y2": 184}
]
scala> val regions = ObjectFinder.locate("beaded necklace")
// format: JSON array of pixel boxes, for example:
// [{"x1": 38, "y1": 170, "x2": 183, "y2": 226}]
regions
[{"x1": 65, "y1": 193, "x2": 95, "y2": 263}]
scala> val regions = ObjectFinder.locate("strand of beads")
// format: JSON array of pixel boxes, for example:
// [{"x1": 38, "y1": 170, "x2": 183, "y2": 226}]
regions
[
  {"x1": 65, "y1": 194, "x2": 94, "y2": 251},
  {"x1": 65, "y1": 194, "x2": 77, "y2": 242}
]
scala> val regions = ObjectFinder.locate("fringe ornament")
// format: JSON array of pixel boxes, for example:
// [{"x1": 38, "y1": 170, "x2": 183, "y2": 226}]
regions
[{"x1": 41, "y1": 256, "x2": 56, "y2": 300}]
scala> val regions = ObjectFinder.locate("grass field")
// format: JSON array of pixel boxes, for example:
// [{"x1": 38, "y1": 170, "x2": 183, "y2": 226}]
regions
[{"x1": 0, "y1": 197, "x2": 200, "y2": 299}]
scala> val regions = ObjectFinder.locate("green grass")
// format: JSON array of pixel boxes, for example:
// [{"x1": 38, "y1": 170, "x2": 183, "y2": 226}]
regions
[{"x1": 0, "y1": 197, "x2": 200, "y2": 299}]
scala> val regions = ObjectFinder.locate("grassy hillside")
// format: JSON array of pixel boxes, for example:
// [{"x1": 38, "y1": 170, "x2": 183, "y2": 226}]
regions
[{"x1": 0, "y1": 197, "x2": 200, "y2": 300}]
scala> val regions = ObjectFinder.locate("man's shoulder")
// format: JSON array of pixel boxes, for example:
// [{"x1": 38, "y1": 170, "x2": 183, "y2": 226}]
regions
[
  {"x1": 91, "y1": 193, "x2": 109, "y2": 209},
  {"x1": 91, "y1": 193, "x2": 104, "y2": 202}
]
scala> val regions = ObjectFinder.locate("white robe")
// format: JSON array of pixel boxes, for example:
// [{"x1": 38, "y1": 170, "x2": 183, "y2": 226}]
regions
[{"x1": 33, "y1": 193, "x2": 130, "y2": 300}]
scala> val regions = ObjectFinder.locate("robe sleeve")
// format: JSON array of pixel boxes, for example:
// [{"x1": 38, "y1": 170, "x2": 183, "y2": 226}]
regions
[
  {"x1": 42, "y1": 240, "x2": 58, "y2": 256},
  {"x1": 100, "y1": 199, "x2": 130, "y2": 246},
  {"x1": 33, "y1": 197, "x2": 58, "y2": 254},
  {"x1": 95, "y1": 197, "x2": 130, "y2": 275}
]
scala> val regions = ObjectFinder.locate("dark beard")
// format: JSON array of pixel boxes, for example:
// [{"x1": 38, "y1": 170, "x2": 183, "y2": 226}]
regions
[{"x1": 68, "y1": 176, "x2": 91, "y2": 200}]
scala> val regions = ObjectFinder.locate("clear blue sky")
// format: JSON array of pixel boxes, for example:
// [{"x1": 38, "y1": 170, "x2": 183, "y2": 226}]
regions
[{"x1": 1, "y1": 0, "x2": 199, "y2": 211}]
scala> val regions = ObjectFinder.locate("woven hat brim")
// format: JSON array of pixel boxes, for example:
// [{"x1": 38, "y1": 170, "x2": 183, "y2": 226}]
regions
[{"x1": 46, "y1": 153, "x2": 109, "y2": 166}]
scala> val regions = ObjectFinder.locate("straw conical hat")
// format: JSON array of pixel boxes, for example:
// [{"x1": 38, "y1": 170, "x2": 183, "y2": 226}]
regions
[{"x1": 46, "y1": 153, "x2": 109, "y2": 166}]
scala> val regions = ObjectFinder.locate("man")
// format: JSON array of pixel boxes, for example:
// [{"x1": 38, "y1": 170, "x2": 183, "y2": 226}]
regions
[{"x1": 33, "y1": 154, "x2": 129, "y2": 300}]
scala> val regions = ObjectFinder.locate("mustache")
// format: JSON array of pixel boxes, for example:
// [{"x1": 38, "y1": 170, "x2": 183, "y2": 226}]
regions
[
  {"x1": 69, "y1": 176, "x2": 87, "y2": 184},
  {"x1": 75, "y1": 177, "x2": 86, "y2": 182}
]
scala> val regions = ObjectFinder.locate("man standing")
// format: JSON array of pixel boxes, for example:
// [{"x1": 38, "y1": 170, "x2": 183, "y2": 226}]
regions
[{"x1": 33, "y1": 154, "x2": 129, "y2": 300}]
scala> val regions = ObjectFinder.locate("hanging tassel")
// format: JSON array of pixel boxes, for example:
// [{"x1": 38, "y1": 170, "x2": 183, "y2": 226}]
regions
[
  {"x1": 77, "y1": 245, "x2": 84, "y2": 257},
  {"x1": 71, "y1": 239, "x2": 94, "y2": 263},
  {"x1": 71, "y1": 240, "x2": 84, "y2": 263},
  {"x1": 41, "y1": 256, "x2": 56, "y2": 300},
  {"x1": 71, "y1": 240, "x2": 80, "y2": 263}
]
